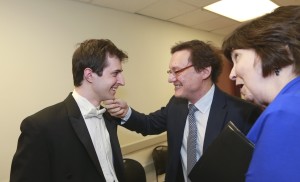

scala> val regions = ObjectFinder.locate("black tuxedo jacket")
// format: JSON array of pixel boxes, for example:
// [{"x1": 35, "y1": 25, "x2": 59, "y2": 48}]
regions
[
  {"x1": 123, "y1": 86, "x2": 262, "y2": 182},
  {"x1": 10, "y1": 93, "x2": 124, "y2": 182}
]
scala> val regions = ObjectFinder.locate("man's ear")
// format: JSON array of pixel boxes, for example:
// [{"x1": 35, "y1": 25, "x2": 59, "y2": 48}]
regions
[
  {"x1": 201, "y1": 66, "x2": 212, "y2": 80},
  {"x1": 83, "y1": 68, "x2": 94, "y2": 83}
]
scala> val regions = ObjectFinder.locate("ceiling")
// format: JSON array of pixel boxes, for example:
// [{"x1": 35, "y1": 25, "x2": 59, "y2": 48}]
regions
[{"x1": 72, "y1": 0, "x2": 300, "y2": 36}]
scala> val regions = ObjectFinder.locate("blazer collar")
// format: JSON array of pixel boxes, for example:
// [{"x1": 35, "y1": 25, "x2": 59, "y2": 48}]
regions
[{"x1": 203, "y1": 86, "x2": 228, "y2": 151}]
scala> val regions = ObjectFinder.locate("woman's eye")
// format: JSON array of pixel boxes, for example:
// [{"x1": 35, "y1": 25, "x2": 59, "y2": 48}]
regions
[{"x1": 232, "y1": 53, "x2": 239, "y2": 61}]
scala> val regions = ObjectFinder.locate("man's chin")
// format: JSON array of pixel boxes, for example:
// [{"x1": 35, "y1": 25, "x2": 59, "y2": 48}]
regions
[
  {"x1": 110, "y1": 90, "x2": 117, "y2": 96},
  {"x1": 105, "y1": 95, "x2": 115, "y2": 101}
]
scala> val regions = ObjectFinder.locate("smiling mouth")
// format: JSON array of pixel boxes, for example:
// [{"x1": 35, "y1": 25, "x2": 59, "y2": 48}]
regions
[
  {"x1": 174, "y1": 82, "x2": 182, "y2": 89},
  {"x1": 111, "y1": 86, "x2": 119, "y2": 92}
]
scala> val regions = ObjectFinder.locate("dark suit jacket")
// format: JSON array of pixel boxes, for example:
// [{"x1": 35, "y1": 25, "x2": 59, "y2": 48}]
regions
[
  {"x1": 10, "y1": 93, "x2": 124, "y2": 182},
  {"x1": 123, "y1": 86, "x2": 262, "y2": 182}
]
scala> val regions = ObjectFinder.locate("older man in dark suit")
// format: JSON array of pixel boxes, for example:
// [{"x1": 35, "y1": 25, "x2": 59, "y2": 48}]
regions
[
  {"x1": 10, "y1": 39, "x2": 128, "y2": 182},
  {"x1": 105, "y1": 40, "x2": 262, "y2": 182}
]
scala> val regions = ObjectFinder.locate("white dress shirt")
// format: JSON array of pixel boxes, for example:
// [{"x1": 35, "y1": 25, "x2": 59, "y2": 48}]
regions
[
  {"x1": 72, "y1": 91, "x2": 118, "y2": 182},
  {"x1": 181, "y1": 85, "x2": 215, "y2": 182}
]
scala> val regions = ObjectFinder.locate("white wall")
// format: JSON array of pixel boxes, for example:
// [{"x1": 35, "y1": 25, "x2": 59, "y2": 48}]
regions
[{"x1": 0, "y1": 0, "x2": 223, "y2": 181}]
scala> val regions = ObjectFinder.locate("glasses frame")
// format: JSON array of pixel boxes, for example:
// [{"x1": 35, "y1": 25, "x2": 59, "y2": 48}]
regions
[{"x1": 167, "y1": 64, "x2": 194, "y2": 77}]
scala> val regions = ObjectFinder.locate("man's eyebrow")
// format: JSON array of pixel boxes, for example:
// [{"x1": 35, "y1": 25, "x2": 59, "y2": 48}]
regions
[{"x1": 113, "y1": 69, "x2": 123, "y2": 73}]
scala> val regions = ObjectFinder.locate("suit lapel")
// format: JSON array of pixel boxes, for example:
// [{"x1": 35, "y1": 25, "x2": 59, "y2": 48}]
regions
[
  {"x1": 176, "y1": 103, "x2": 189, "y2": 143},
  {"x1": 203, "y1": 87, "x2": 228, "y2": 151},
  {"x1": 63, "y1": 94, "x2": 104, "y2": 176},
  {"x1": 103, "y1": 113, "x2": 124, "y2": 180},
  {"x1": 170, "y1": 98, "x2": 189, "y2": 168}
]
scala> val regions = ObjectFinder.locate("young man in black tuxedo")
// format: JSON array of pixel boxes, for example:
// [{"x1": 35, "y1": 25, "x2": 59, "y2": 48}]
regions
[{"x1": 10, "y1": 39, "x2": 128, "y2": 182}]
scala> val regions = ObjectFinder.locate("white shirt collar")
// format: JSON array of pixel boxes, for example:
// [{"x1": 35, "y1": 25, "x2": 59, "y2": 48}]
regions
[
  {"x1": 189, "y1": 84, "x2": 215, "y2": 114},
  {"x1": 72, "y1": 90, "x2": 100, "y2": 116}
]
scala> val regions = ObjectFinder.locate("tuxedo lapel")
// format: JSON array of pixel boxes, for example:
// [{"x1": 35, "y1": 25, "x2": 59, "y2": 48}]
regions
[
  {"x1": 103, "y1": 113, "x2": 124, "y2": 179},
  {"x1": 203, "y1": 87, "x2": 228, "y2": 151},
  {"x1": 103, "y1": 116, "x2": 121, "y2": 160},
  {"x1": 63, "y1": 94, "x2": 104, "y2": 176}
]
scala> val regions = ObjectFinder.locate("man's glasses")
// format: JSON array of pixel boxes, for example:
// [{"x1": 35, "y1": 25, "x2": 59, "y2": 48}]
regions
[{"x1": 167, "y1": 64, "x2": 194, "y2": 77}]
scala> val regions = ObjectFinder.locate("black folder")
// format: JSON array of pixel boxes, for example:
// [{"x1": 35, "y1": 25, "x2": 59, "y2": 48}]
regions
[{"x1": 188, "y1": 121, "x2": 254, "y2": 182}]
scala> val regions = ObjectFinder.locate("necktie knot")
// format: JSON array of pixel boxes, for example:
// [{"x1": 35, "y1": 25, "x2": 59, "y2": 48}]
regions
[
  {"x1": 188, "y1": 104, "x2": 198, "y2": 115},
  {"x1": 84, "y1": 108, "x2": 106, "y2": 119}
]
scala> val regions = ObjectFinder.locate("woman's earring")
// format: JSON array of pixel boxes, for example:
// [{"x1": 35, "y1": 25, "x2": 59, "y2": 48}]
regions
[{"x1": 274, "y1": 68, "x2": 280, "y2": 76}]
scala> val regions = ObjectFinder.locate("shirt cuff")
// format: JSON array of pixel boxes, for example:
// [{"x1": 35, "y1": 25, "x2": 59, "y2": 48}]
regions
[{"x1": 120, "y1": 107, "x2": 132, "y2": 124}]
